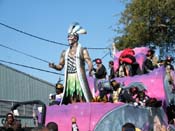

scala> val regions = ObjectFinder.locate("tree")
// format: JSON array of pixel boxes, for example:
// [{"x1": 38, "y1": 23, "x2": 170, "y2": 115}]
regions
[{"x1": 114, "y1": 0, "x2": 175, "y2": 58}]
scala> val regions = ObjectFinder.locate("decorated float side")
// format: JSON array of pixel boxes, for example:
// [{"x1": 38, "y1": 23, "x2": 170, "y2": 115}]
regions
[
  {"x1": 11, "y1": 47, "x2": 175, "y2": 131},
  {"x1": 43, "y1": 47, "x2": 175, "y2": 130}
]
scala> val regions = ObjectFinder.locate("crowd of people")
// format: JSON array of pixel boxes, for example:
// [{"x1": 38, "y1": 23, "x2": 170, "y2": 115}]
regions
[
  {"x1": 1, "y1": 112, "x2": 174, "y2": 131},
  {"x1": 0, "y1": 112, "x2": 59, "y2": 131},
  {"x1": 0, "y1": 113, "x2": 141, "y2": 131},
  {"x1": 0, "y1": 113, "x2": 80, "y2": 131},
  {"x1": 2, "y1": 113, "x2": 173, "y2": 131},
  {"x1": 48, "y1": 46, "x2": 175, "y2": 104}
]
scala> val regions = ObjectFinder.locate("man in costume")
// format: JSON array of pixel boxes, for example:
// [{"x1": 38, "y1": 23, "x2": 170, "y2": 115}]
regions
[{"x1": 49, "y1": 23, "x2": 93, "y2": 104}]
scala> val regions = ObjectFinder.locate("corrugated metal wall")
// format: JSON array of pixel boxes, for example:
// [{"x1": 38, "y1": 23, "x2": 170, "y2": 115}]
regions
[{"x1": 0, "y1": 63, "x2": 55, "y2": 104}]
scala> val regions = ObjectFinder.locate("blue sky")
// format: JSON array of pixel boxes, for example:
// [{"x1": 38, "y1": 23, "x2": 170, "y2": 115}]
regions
[{"x1": 0, "y1": 0, "x2": 126, "y2": 84}]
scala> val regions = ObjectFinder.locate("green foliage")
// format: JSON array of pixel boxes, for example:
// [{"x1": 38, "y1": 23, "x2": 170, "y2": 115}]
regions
[{"x1": 114, "y1": 0, "x2": 175, "y2": 51}]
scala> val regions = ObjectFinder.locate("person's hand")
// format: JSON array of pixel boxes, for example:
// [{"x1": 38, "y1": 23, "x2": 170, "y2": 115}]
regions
[
  {"x1": 89, "y1": 70, "x2": 94, "y2": 77},
  {"x1": 49, "y1": 63, "x2": 56, "y2": 68},
  {"x1": 89, "y1": 71, "x2": 93, "y2": 77}
]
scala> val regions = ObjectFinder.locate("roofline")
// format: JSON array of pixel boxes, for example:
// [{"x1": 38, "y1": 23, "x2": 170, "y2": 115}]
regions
[{"x1": 0, "y1": 63, "x2": 55, "y2": 87}]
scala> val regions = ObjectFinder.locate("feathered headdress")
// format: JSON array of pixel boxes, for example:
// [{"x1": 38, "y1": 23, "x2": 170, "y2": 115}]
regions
[{"x1": 68, "y1": 22, "x2": 87, "y2": 35}]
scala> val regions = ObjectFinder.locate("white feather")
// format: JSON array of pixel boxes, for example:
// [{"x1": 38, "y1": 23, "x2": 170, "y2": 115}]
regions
[
  {"x1": 72, "y1": 25, "x2": 81, "y2": 34},
  {"x1": 68, "y1": 22, "x2": 79, "y2": 34},
  {"x1": 68, "y1": 25, "x2": 74, "y2": 34},
  {"x1": 76, "y1": 28, "x2": 87, "y2": 34}
]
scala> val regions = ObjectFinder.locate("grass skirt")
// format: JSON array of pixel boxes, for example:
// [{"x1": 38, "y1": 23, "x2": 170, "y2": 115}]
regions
[{"x1": 66, "y1": 73, "x2": 83, "y2": 97}]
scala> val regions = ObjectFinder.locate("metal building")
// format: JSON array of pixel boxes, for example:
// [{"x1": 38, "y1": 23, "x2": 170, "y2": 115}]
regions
[
  {"x1": 0, "y1": 63, "x2": 56, "y2": 126},
  {"x1": 0, "y1": 63, "x2": 55, "y2": 103}
]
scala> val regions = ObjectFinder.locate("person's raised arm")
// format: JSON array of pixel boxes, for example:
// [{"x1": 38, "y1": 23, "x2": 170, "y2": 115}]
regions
[{"x1": 49, "y1": 50, "x2": 65, "y2": 71}]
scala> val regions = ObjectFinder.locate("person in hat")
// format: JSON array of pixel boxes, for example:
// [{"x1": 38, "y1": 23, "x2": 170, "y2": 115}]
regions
[
  {"x1": 49, "y1": 82, "x2": 64, "y2": 106},
  {"x1": 93, "y1": 58, "x2": 107, "y2": 80},
  {"x1": 49, "y1": 22, "x2": 93, "y2": 104},
  {"x1": 116, "y1": 48, "x2": 136, "y2": 77},
  {"x1": 92, "y1": 58, "x2": 107, "y2": 100}
]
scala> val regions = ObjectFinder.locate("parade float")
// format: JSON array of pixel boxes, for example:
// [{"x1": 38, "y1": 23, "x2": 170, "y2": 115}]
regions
[{"x1": 11, "y1": 47, "x2": 175, "y2": 131}]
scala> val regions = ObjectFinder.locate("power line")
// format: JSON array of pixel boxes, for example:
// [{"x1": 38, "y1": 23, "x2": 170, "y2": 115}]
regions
[
  {"x1": 0, "y1": 22, "x2": 109, "y2": 50},
  {"x1": 101, "y1": 51, "x2": 111, "y2": 60},
  {"x1": 0, "y1": 43, "x2": 49, "y2": 63},
  {"x1": 0, "y1": 22, "x2": 68, "y2": 46},
  {"x1": 0, "y1": 59, "x2": 64, "y2": 76},
  {"x1": 0, "y1": 43, "x2": 111, "y2": 73},
  {"x1": 92, "y1": 51, "x2": 111, "y2": 67},
  {"x1": 0, "y1": 42, "x2": 111, "y2": 69},
  {"x1": 87, "y1": 47, "x2": 110, "y2": 50}
]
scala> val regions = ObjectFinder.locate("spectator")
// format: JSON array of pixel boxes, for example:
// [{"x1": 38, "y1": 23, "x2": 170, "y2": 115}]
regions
[
  {"x1": 116, "y1": 48, "x2": 136, "y2": 77},
  {"x1": 49, "y1": 83, "x2": 64, "y2": 106},
  {"x1": 3, "y1": 113, "x2": 20, "y2": 131},
  {"x1": 93, "y1": 58, "x2": 107, "y2": 80},
  {"x1": 55, "y1": 83, "x2": 64, "y2": 104},
  {"x1": 164, "y1": 56, "x2": 174, "y2": 71},
  {"x1": 120, "y1": 86, "x2": 135, "y2": 103},
  {"x1": 122, "y1": 122, "x2": 136, "y2": 131},
  {"x1": 93, "y1": 58, "x2": 107, "y2": 100},
  {"x1": 164, "y1": 56, "x2": 175, "y2": 91},
  {"x1": 145, "y1": 97, "x2": 162, "y2": 107},
  {"x1": 142, "y1": 49, "x2": 156, "y2": 74},
  {"x1": 134, "y1": 91, "x2": 150, "y2": 107},
  {"x1": 163, "y1": 56, "x2": 175, "y2": 106},
  {"x1": 49, "y1": 23, "x2": 93, "y2": 104},
  {"x1": 108, "y1": 60, "x2": 115, "y2": 80},
  {"x1": 110, "y1": 80, "x2": 122, "y2": 103},
  {"x1": 46, "y1": 122, "x2": 58, "y2": 131},
  {"x1": 71, "y1": 117, "x2": 79, "y2": 131},
  {"x1": 129, "y1": 87, "x2": 139, "y2": 99}
]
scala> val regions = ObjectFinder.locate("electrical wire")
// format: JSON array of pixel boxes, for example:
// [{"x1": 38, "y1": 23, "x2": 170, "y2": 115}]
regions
[
  {"x1": 0, "y1": 22, "x2": 112, "y2": 74},
  {"x1": 0, "y1": 22, "x2": 68, "y2": 46},
  {"x1": 86, "y1": 47, "x2": 110, "y2": 50},
  {"x1": 101, "y1": 51, "x2": 111, "y2": 60},
  {"x1": 0, "y1": 43, "x2": 111, "y2": 72},
  {"x1": 0, "y1": 22, "x2": 110, "y2": 50},
  {"x1": 0, "y1": 42, "x2": 112, "y2": 66},
  {"x1": 92, "y1": 51, "x2": 111, "y2": 67},
  {"x1": 0, "y1": 43, "x2": 50, "y2": 63},
  {"x1": 0, "y1": 59, "x2": 64, "y2": 76}
]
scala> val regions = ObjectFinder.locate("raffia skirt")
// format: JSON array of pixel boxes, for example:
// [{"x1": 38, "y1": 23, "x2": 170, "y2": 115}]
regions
[{"x1": 66, "y1": 73, "x2": 83, "y2": 98}]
